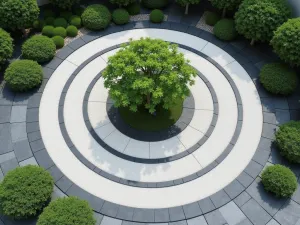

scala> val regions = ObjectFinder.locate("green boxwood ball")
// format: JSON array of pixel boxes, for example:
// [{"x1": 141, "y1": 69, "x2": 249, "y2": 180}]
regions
[
  {"x1": 81, "y1": 4, "x2": 111, "y2": 30},
  {"x1": 37, "y1": 197, "x2": 96, "y2": 225},
  {"x1": 205, "y1": 11, "x2": 220, "y2": 26},
  {"x1": 60, "y1": 11, "x2": 73, "y2": 21},
  {"x1": 42, "y1": 26, "x2": 55, "y2": 37},
  {"x1": 4, "y1": 60, "x2": 43, "y2": 92},
  {"x1": 142, "y1": 0, "x2": 168, "y2": 9},
  {"x1": 214, "y1": 19, "x2": 237, "y2": 41},
  {"x1": 53, "y1": 27, "x2": 67, "y2": 38},
  {"x1": 276, "y1": 121, "x2": 300, "y2": 163},
  {"x1": 69, "y1": 15, "x2": 82, "y2": 28},
  {"x1": 44, "y1": 9, "x2": 56, "y2": 18},
  {"x1": 45, "y1": 17, "x2": 55, "y2": 25},
  {"x1": 66, "y1": 25, "x2": 78, "y2": 37},
  {"x1": 0, "y1": 165, "x2": 54, "y2": 219},
  {"x1": 0, "y1": 28, "x2": 13, "y2": 68},
  {"x1": 53, "y1": 17, "x2": 68, "y2": 28},
  {"x1": 150, "y1": 9, "x2": 164, "y2": 23},
  {"x1": 52, "y1": 36, "x2": 64, "y2": 49},
  {"x1": 22, "y1": 35, "x2": 56, "y2": 63},
  {"x1": 33, "y1": 19, "x2": 45, "y2": 31},
  {"x1": 259, "y1": 63, "x2": 298, "y2": 95},
  {"x1": 261, "y1": 165, "x2": 297, "y2": 197},
  {"x1": 126, "y1": 2, "x2": 141, "y2": 15},
  {"x1": 112, "y1": 8, "x2": 130, "y2": 25}
]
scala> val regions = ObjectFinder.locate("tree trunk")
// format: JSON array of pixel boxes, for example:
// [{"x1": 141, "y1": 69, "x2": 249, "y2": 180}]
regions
[
  {"x1": 147, "y1": 93, "x2": 151, "y2": 105},
  {"x1": 222, "y1": 7, "x2": 227, "y2": 18},
  {"x1": 185, "y1": 3, "x2": 189, "y2": 15},
  {"x1": 250, "y1": 39, "x2": 255, "y2": 46}
]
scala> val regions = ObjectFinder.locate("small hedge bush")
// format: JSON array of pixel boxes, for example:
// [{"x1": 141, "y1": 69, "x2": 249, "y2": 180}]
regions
[
  {"x1": 214, "y1": 19, "x2": 237, "y2": 41},
  {"x1": 142, "y1": 0, "x2": 168, "y2": 9},
  {"x1": 52, "y1": 36, "x2": 65, "y2": 49},
  {"x1": 261, "y1": 165, "x2": 297, "y2": 197},
  {"x1": 66, "y1": 25, "x2": 78, "y2": 37},
  {"x1": 53, "y1": 18, "x2": 68, "y2": 28},
  {"x1": 45, "y1": 17, "x2": 55, "y2": 25},
  {"x1": 42, "y1": 26, "x2": 55, "y2": 37},
  {"x1": 205, "y1": 11, "x2": 220, "y2": 26},
  {"x1": 37, "y1": 197, "x2": 96, "y2": 225},
  {"x1": 60, "y1": 11, "x2": 73, "y2": 21},
  {"x1": 126, "y1": 2, "x2": 141, "y2": 15},
  {"x1": 22, "y1": 35, "x2": 56, "y2": 63},
  {"x1": 43, "y1": 9, "x2": 56, "y2": 18},
  {"x1": 0, "y1": 29, "x2": 13, "y2": 68},
  {"x1": 82, "y1": 4, "x2": 111, "y2": 30},
  {"x1": 259, "y1": 63, "x2": 298, "y2": 95},
  {"x1": 4, "y1": 60, "x2": 43, "y2": 92},
  {"x1": 0, "y1": 165, "x2": 54, "y2": 219},
  {"x1": 69, "y1": 15, "x2": 82, "y2": 28},
  {"x1": 33, "y1": 19, "x2": 45, "y2": 31},
  {"x1": 150, "y1": 9, "x2": 164, "y2": 23},
  {"x1": 53, "y1": 27, "x2": 67, "y2": 38},
  {"x1": 276, "y1": 121, "x2": 300, "y2": 163},
  {"x1": 112, "y1": 9, "x2": 130, "y2": 25}
]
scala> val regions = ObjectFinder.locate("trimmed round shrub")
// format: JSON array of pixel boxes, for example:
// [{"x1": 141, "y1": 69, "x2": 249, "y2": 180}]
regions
[
  {"x1": 60, "y1": 11, "x2": 73, "y2": 21},
  {"x1": 0, "y1": 0, "x2": 39, "y2": 30},
  {"x1": 142, "y1": 0, "x2": 168, "y2": 9},
  {"x1": 126, "y1": 2, "x2": 141, "y2": 15},
  {"x1": 45, "y1": 17, "x2": 55, "y2": 25},
  {"x1": 213, "y1": 19, "x2": 237, "y2": 41},
  {"x1": 43, "y1": 9, "x2": 56, "y2": 18},
  {"x1": 53, "y1": 18, "x2": 68, "y2": 28},
  {"x1": 205, "y1": 11, "x2": 220, "y2": 26},
  {"x1": 150, "y1": 9, "x2": 164, "y2": 23},
  {"x1": 112, "y1": 8, "x2": 130, "y2": 25},
  {"x1": 271, "y1": 18, "x2": 300, "y2": 67},
  {"x1": 81, "y1": 4, "x2": 111, "y2": 30},
  {"x1": 49, "y1": 0, "x2": 80, "y2": 10},
  {"x1": 22, "y1": 35, "x2": 56, "y2": 63},
  {"x1": 52, "y1": 36, "x2": 64, "y2": 49},
  {"x1": 37, "y1": 197, "x2": 96, "y2": 225},
  {"x1": 33, "y1": 19, "x2": 45, "y2": 31},
  {"x1": 276, "y1": 121, "x2": 300, "y2": 163},
  {"x1": 53, "y1": 27, "x2": 67, "y2": 38},
  {"x1": 259, "y1": 63, "x2": 298, "y2": 95},
  {"x1": 4, "y1": 60, "x2": 43, "y2": 92},
  {"x1": 0, "y1": 29, "x2": 13, "y2": 68},
  {"x1": 261, "y1": 165, "x2": 297, "y2": 197},
  {"x1": 69, "y1": 15, "x2": 82, "y2": 28},
  {"x1": 66, "y1": 25, "x2": 78, "y2": 37},
  {"x1": 0, "y1": 165, "x2": 54, "y2": 219},
  {"x1": 42, "y1": 26, "x2": 55, "y2": 37}
]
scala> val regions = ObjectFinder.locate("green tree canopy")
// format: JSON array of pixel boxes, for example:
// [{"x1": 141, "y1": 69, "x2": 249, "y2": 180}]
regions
[
  {"x1": 210, "y1": 0, "x2": 242, "y2": 17},
  {"x1": 49, "y1": 0, "x2": 80, "y2": 9},
  {"x1": 103, "y1": 38, "x2": 197, "y2": 114},
  {"x1": 176, "y1": 0, "x2": 201, "y2": 14},
  {"x1": 110, "y1": 0, "x2": 135, "y2": 7}
]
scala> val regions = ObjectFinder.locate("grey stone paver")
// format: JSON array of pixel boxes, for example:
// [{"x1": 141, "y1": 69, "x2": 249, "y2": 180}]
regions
[
  {"x1": 100, "y1": 216, "x2": 122, "y2": 225},
  {"x1": 19, "y1": 157, "x2": 38, "y2": 166},
  {"x1": 10, "y1": 105, "x2": 27, "y2": 122},
  {"x1": 0, "y1": 106, "x2": 11, "y2": 123},
  {"x1": 0, "y1": 157, "x2": 19, "y2": 175},
  {"x1": 234, "y1": 192, "x2": 251, "y2": 207},
  {"x1": 198, "y1": 197, "x2": 215, "y2": 214},
  {"x1": 241, "y1": 199, "x2": 271, "y2": 225},
  {"x1": 187, "y1": 216, "x2": 207, "y2": 225},
  {"x1": 0, "y1": 151, "x2": 15, "y2": 164},
  {"x1": 204, "y1": 209, "x2": 227, "y2": 225},
  {"x1": 219, "y1": 202, "x2": 246, "y2": 225},
  {"x1": 13, "y1": 139, "x2": 32, "y2": 161},
  {"x1": 10, "y1": 122, "x2": 27, "y2": 143},
  {"x1": 266, "y1": 219, "x2": 280, "y2": 225},
  {"x1": 210, "y1": 189, "x2": 231, "y2": 208},
  {"x1": 274, "y1": 200, "x2": 300, "y2": 225}
]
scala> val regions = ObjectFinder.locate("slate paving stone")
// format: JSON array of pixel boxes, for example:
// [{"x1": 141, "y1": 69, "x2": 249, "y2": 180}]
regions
[
  {"x1": 234, "y1": 192, "x2": 251, "y2": 207},
  {"x1": 133, "y1": 209, "x2": 155, "y2": 223},
  {"x1": 29, "y1": 139, "x2": 45, "y2": 152},
  {"x1": 198, "y1": 197, "x2": 215, "y2": 214},
  {"x1": 168, "y1": 221, "x2": 188, "y2": 225},
  {"x1": 186, "y1": 26, "x2": 202, "y2": 36},
  {"x1": 94, "y1": 212, "x2": 104, "y2": 225},
  {"x1": 241, "y1": 199, "x2": 271, "y2": 225},
  {"x1": 34, "y1": 149, "x2": 54, "y2": 169},
  {"x1": 263, "y1": 112, "x2": 277, "y2": 124},
  {"x1": 167, "y1": 15, "x2": 182, "y2": 23},
  {"x1": 19, "y1": 157, "x2": 38, "y2": 166},
  {"x1": 210, "y1": 189, "x2": 231, "y2": 208},
  {"x1": 0, "y1": 158, "x2": 18, "y2": 175},
  {"x1": 56, "y1": 175, "x2": 73, "y2": 192},
  {"x1": 13, "y1": 139, "x2": 32, "y2": 162},
  {"x1": 183, "y1": 202, "x2": 202, "y2": 219},
  {"x1": 47, "y1": 165, "x2": 63, "y2": 182},
  {"x1": 237, "y1": 171, "x2": 254, "y2": 188},
  {"x1": 237, "y1": 218, "x2": 253, "y2": 225},
  {"x1": 0, "y1": 106, "x2": 11, "y2": 123},
  {"x1": 252, "y1": 149, "x2": 270, "y2": 166},
  {"x1": 272, "y1": 97, "x2": 289, "y2": 110},
  {"x1": 266, "y1": 219, "x2": 280, "y2": 225},
  {"x1": 13, "y1": 92, "x2": 32, "y2": 105},
  {"x1": 0, "y1": 123, "x2": 13, "y2": 155},
  {"x1": 11, "y1": 122, "x2": 27, "y2": 143},
  {"x1": 43, "y1": 57, "x2": 63, "y2": 70},
  {"x1": 0, "y1": 151, "x2": 15, "y2": 164},
  {"x1": 122, "y1": 222, "x2": 145, "y2": 225},
  {"x1": 287, "y1": 98, "x2": 300, "y2": 110},
  {"x1": 219, "y1": 202, "x2": 246, "y2": 225},
  {"x1": 100, "y1": 201, "x2": 119, "y2": 217},
  {"x1": 261, "y1": 98, "x2": 276, "y2": 113},
  {"x1": 1, "y1": 216, "x2": 37, "y2": 225},
  {"x1": 116, "y1": 206, "x2": 134, "y2": 221},
  {"x1": 154, "y1": 208, "x2": 169, "y2": 223},
  {"x1": 290, "y1": 110, "x2": 300, "y2": 121},
  {"x1": 244, "y1": 160, "x2": 263, "y2": 179},
  {"x1": 204, "y1": 210, "x2": 227, "y2": 225},
  {"x1": 274, "y1": 200, "x2": 300, "y2": 225},
  {"x1": 27, "y1": 93, "x2": 42, "y2": 108},
  {"x1": 26, "y1": 108, "x2": 39, "y2": 122},
  {"x1": 51, "y1": 185, "x2": 67, "y2": 200},
  {"x1": 56, "y1": 45, "x2": 74, "y2": 59},
  {"x1": 262, "y1": 123, "x2": 277, "y2": 140},
  {"x1": 275, "y1": 109, "x2": 290, "y2": 125},
  {"x1": 100, "y1": 216, "x2": 122, "y2": 225},
  {"x1": 292, "y1": 179, "x2": 300, "y2": 205},
  {"x1": 169, "y1": 206, "x2": 186, "y2": 221},
  {"x1": 42, "y1": 67, "x2": 54, "y2": 79},
  {"x1": 224, "y1": 179, "x2": 245, "y2": 199},
  {"x1": 257, "y1": 137, "x2": 274, "y2": 153},
  {"x1": 186, "y1": 216, "x2": 207, "y2": 225},
  {"x1": 27, "y1": 131, "x2": 41, "y2": 142}
]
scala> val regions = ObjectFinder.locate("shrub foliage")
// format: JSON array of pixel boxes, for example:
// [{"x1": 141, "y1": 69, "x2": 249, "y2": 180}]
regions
[
  {"x1": 142, "y1": 0, "x2": 169, "y2": 9},
  {"x1": 53, "y1": 18, "x2": 68, "y2": 28},
  {"x1": 210, "y1": 0, "x2": 242, "y2": 17},
  {"x1": 205, "y1": 11, "x2": 220, "y2": 26},
  {"x1": 213, "y1": 19, "x2": 237, "y2": 41},
  {"x1": 110, "y1": 0, "x2": 135, "y2": 7},
  {"x1": 0, "y1": 29, "x2": 13, "y2": 68},
  {"x1": 49, "y1": 0, "x2": 80, "y2": 10},
  {"x1": 66, "y1": 25, "x2": 78, "y2": 37},
  {"x1": 112, "y1": 8, "x2": 130, "y2": 25},
  {"x1": 126, "y1": 2, "x2": 141, "y2": 15},
  {"x1": 150, "y1": 9, "x2": 164, "y2": 23},
  {"x1": 42, "y1": 26, "x2": 55, "y2": 37},
  {"x1": 69, "y1": 15, "x2": 82, "y2": 28},
  {"x1": 82, "y1": 4, "x2": 111, "y2": 30},
  {"x1": 53, "y1": 27, "x2": 67, "y2": 38},
  {"x1": 52, "y1": 36, "x2": 65, "y2": 49}
]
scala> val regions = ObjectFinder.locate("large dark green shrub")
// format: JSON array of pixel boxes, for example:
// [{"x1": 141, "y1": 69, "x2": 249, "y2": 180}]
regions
[
  {"x1": 235, "y1": 0, "x2": 291, "y2": 45},
  {"x1": 211, "y1": 0, "x2": 242, "y2": 17},
  {"x1": 261, "y1": 165, "x2": 297, "y2": 197},
  {"x1": 37, "y1": 197, "x2": 95, "y2": 225},
  {"x1": 0, "y1": 165, "x2": 54, "y2": 219},
  {"x1": 53, "y1": 18, "x2": 68, "y2": 28},
  {"x1": 214, "y1": 19, "x2": 237, "y2": 41},
  {"x1": 0, "y1": 0, "x2": 39, "y2": 30},
  {"x1": 42, "y1": 26, "x2": 55, "y2": 37},
  {"x1": 45, "y1": 17, "x2": 55, "y2": 25},
  {"x1": 43, "y1": 9, "x2": 56, "y2": 18},
  {"x1": 142, "y1": 0, "x2": 168, "y2": 9},
  {"x1": 276, "y1": 121, "x2": 300, "y2": 163},
  {"x1": 52, "y1": 36, "x2": 65, "y2": 49},
  {"x1": 73, "y1": 5, "x2": 85, "y2": 16},
  {"x1": 271, "y1": 18, "x2": 300, "y2": 67},
  {"x1": 22, "y1": 35, "x2": 56, "y2": 63},
  {"x1": 49, "y1": 0, "x2": 80, "y2": 10},
  {"x1": 53, "y1": 27, "x2": 67, "y2": 38},
  {"x1": 150, "y1": 9, "x2": 164, "y2": 23},
  {"x1": 0, "y1": 29, "x2": 13, "y2": 69},
  {"x1": 205, "y1": 11, "x2": 220, "y2": 26},
  {"x1": 259, "y1": 63, "x2": 298, "y2": 95},
  {"x1": 66, "y1": 25, "x2": 78, "y2": 37},
  {"x1": 126, "y1": 2, "x2": 141, "y2": 15},
  {"x1": 110, "y1": 0, "x2": 135, "y2": 7},
  {"x1": 82, "y1": 4, "x2": 111, "y2": 30},
  {"x1": 4, "y1": 60, "x2": 43, "y2": 92},
  {"x1": 60, "y1": 11, "x2": 73, "y2": 21},
  {"x1": 33, "y1": 19, "x2": 45, "y2": 31},
  {"x1": 69, "y1": 15, "x2": 82, "y2": 28},
  {"x1": 112, "y1": 9, "x2": 130, "y2": 25}
]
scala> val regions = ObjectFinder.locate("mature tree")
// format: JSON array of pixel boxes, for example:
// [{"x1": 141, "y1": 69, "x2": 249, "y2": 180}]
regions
[
  {"x1": 271, "y1": 18, "x2": 300, "y2": 67},
  {"x1": 176, "y1": 0, "x2": 201, "y2": 15},
  {"x1": 210, "y1": 0, "x2": 242, "y2": 17},
  {"x1": 49, "y1": 0, "x2": 80, "y2": 9},
  {"x1": 0, "y1": 0, "x2": 39, "y2": 30},
  {"x1": 110, "y1": 0, "x2": 135, "y2": 7},
  {"x1": 235, "y1": 0, "x2": 291, "y2": 45},
  {"x1": 103, "y1": 38, "x2": 197, "y2": 113}
]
